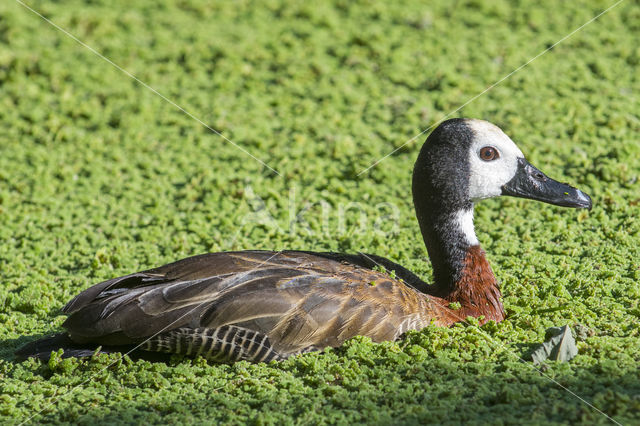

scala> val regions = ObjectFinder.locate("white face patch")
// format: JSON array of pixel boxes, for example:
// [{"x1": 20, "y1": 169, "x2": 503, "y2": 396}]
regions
[
  {"x1": 455, "y1": 208, "x2": 479, "y2": 246},
  {"x1": 467, "y1": 120, "x2": 525, "y2": 201}
]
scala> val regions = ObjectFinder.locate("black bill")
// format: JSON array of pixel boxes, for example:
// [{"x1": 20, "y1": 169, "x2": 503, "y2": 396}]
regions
[{"x1": 501, "y1": 158, "x2": 592, "y2": 209}]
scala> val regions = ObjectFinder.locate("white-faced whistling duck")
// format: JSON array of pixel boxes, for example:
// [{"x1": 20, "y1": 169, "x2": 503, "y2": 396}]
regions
[{"x1": 17, "y1": 119, "x2": 592, "y2": 363}]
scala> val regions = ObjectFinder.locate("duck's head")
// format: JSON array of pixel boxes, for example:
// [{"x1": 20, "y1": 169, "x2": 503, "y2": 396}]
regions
[
  {"x1": 413, "y1": 118, "x2": 592, "y2": 213},
  {"x1": 412, "y1": 118, "x2": 592, "y2": 292}
]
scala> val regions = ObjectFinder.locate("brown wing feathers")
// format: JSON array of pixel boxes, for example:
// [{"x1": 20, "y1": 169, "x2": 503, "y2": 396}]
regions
[{"x1": 57, "y1": 251, "x2": 435, "y2": 359}]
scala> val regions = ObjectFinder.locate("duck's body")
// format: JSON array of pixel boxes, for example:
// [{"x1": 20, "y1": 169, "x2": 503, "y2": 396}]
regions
[
  {"x1": 61, "y1": 251, "x2": 443, "y2": 362},
  {"x1": 17, "y1": 119, "x2": 591, "y2": 362},
  {"x1": 55, "y1": 248, "x2": 502, "y2": 362}
]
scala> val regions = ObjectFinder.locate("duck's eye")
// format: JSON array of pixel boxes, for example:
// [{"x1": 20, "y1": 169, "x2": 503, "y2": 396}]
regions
[{"x1": 479, "y1": 146, "x2": 499, "y2": 161}]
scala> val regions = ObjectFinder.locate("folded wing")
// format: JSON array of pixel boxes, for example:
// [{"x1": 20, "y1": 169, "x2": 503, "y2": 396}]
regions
[{"x1": 62, "y1": 250, "x2": 433, "y2": 358}]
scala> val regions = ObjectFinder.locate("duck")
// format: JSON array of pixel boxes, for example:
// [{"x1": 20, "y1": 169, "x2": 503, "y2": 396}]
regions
[{"x1": 16, "y1": 119, "x2": 592, "y2": 363}]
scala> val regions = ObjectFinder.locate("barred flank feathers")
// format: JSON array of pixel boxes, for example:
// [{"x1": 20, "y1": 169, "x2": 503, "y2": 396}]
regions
[{"x1": 140, "y1": 326, "x2": 293, "y2": 363}]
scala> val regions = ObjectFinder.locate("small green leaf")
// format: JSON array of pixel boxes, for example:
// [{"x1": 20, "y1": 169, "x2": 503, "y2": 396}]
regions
[{"x1": 449, "y1": 302, "x2": 461, "y2": 310}]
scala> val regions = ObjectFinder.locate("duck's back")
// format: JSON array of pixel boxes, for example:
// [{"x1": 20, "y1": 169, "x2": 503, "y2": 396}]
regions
[{"x1": 60, "y1": 250, "x2": 434, "y2": 362}]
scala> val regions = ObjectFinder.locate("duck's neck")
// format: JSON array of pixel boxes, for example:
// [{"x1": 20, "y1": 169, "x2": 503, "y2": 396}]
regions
[{"x1": 413, "y1": 203, "x2": 505, "y2": 323}]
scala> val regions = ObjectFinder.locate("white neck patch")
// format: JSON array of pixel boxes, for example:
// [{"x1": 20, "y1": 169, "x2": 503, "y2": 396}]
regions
[
  {"x1": 466, "y1": 120, "x2": 524, "y2": 201},
  {"x1": 455, "y1": 208, "x2": 478, "y2": 246}
]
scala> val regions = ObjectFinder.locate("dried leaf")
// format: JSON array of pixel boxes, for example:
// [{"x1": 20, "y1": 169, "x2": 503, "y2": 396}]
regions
[{"x1": 529, "y1": 325, "x2": 578, "y2": 364}]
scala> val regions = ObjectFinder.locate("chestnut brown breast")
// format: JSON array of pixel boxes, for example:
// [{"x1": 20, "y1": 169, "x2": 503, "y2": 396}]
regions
[{"x1": 434, "y1": 246, "x2": 505, "y2": 326}]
